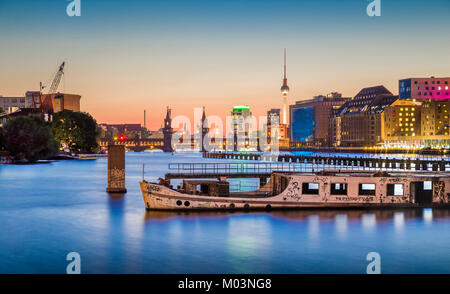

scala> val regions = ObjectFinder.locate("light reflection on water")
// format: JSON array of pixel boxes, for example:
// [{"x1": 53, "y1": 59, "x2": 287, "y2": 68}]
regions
[{"x1": 0, "y1": 152, "x2": 449, "y2": 273}]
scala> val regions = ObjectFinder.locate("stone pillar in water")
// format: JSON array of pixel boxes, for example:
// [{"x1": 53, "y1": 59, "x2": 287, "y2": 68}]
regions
[{"x1": 107, "y1": 145, "x2": 127, "y2": 193}]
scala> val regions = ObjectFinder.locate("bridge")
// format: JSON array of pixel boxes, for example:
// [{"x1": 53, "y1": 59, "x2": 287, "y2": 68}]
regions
[{"x1": 99, "y1": 138, "x2": 165, "y2": 152}]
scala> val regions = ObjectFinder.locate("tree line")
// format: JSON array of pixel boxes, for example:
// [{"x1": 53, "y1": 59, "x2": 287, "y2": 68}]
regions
[{"x1": 0, "y1": 110, "x2": 101, "y2": 162}]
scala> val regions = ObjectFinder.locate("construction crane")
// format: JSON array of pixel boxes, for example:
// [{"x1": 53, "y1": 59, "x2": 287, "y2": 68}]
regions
[
  {"x1": 41, "y1": 62, "x2": 65, "y2": 94},
  {"x1": 34, "y1": 62, "x2": 65, "y2": 110}
]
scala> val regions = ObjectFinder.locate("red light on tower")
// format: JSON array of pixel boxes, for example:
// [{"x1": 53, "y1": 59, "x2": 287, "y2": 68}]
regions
[{"x1": 118, "y1": 134, "x2": 126, "y2": 142}]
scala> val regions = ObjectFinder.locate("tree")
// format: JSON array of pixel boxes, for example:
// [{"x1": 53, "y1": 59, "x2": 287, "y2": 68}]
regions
[
  {"x1": 0, "y1": 126, "x2": 5, "y2": 151},
  {"x1": 4, "y1": 115, "x2": 58, "y2": 162},
  {"x1": 141, "y1": 127, "x2": 151, "y2": 139},
  {"x1": 52, "y1": 110, "x2": 100, "y2": 153},
  {"x1": 100, "y1": 126, "x2": 118, "y2": 140}
]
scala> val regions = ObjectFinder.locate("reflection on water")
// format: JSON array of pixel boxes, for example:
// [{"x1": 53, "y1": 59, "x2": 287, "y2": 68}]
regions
[
  {"x1": 335, "y1": 214, "x2": 348, "y2": 240},
  {"x1": 0, "y1": 152, "x2": 449, "y2": 273},
  {"x1": 394, "y1": 212, "x2": 405, "y2": 232},
  {"x1": 423, "y1": 208, "x2": 433, "y2": 225},
  {"x1": 361, "y1": 214, "x2": 376, "y2": 230}
]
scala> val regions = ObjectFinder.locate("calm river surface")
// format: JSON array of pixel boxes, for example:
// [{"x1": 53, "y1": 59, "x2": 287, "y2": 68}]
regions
[{"x1": 0, "y1": 152, "x2": 449, "y2": 273}]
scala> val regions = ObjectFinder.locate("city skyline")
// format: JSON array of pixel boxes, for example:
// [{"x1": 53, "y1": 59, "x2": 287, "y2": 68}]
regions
[{"x1": 1, "y1": 0, "x2": 450, "y2": 130}]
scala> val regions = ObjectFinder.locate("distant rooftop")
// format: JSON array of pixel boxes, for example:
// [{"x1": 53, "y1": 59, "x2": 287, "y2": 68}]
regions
[
  {"x1": 295, "y1": 92, "x2": 349, "y2": 105},
  {"x1": 335, "y1": 86, "x2": 396, "y2": 116}
]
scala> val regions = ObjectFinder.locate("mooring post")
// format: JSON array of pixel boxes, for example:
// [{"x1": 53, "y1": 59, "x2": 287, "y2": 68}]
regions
[{"x1": 106, "y1": 144, "x2": 127, "y2": 193}]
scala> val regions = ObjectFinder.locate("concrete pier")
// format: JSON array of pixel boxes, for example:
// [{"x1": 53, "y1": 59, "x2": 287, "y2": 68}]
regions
[{"x1": 107, "y1": 145, "x2": 127, "y2": 193}]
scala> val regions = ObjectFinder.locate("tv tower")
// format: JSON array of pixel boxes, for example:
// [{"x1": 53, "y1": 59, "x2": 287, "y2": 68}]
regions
[{"x1": 280, "y1": 48, "x2": 290, "y2": 125}]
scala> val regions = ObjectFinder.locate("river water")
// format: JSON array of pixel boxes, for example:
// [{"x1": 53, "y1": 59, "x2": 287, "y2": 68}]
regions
[{"x1": 0, "y1": 152, "x2": 449, "y2": 273}]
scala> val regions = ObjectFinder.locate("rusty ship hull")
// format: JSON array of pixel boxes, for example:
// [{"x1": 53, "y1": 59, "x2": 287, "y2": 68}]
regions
[{"x1": 140, "y1": 171, "x2": 450, "y2": 211}]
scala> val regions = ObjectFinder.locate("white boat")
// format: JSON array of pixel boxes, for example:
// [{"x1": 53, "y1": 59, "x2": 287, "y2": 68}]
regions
[{"x1": 140, "y1": 171, "x2": 450, "y2": 211}]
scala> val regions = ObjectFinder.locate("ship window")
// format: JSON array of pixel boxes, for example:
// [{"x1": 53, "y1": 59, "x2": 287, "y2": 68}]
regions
[
  {"x1": 423, "y1": 181, "x2": 432, "y2": 191},
  {"x1": 302, "y1": 182, "x2": 319, "y2": 195},
  {"x1": 359, "y1": 184, "x2": 376, "y2": 196},
  {"x1": 331, "y1": 183, "x2": 347, "y2": 195},
  {"x1": 387, "y1": 184, "x2": 404, "y2": 196}
]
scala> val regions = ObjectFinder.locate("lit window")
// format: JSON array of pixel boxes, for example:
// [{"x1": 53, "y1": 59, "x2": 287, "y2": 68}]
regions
[
  {"x1": 359, "y1": 184, "x2": 376, "y2": 196},
  {"x1": 424, "y1": 181, "x2": 432, "y2": 191},
  {"x1": 387, "y1": 184, "x2": 404, "y2": 196}
]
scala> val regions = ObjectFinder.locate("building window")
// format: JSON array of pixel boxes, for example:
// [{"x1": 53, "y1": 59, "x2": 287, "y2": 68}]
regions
[
  {"x1": 330, "y1": 183, "x2": 347, "y2": 195},
  {"x1": 387, "y1": 184, "x2": 404, "y2": 196},
  {"x1": 359, "y1": 184, "x2": 376, "y2": 196},
  {"x1": 302, "y1": 183, "x2": 319, "y2": 195}
]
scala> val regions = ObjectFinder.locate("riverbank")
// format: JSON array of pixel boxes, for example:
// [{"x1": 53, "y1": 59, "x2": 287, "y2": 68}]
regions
[{"x1": 0, "y1": 153, "x2": 107, "y2": 164}]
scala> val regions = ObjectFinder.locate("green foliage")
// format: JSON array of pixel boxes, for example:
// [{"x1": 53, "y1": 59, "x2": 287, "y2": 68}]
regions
[
  {"x1": 100, "y1": 126, "x2": 118, "y2": 140},
  {"x1": 4, "y1": 115, "x2": 58, "y2": 162},
  {"x1": 52, "y1": 110, "x2": 100, "y2": 153},
  {"x1": 0, "y1": 127, "x2": 5, "y2": 150},
  {"x1": 141, "y1": 127, "x2": 151, "y2": 139}
]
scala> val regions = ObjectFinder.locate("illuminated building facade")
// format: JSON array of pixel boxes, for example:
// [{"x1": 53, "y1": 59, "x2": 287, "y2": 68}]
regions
[
  {"x1": 231, "y1": 105, "x2": 255, "y2": 151},
  {"x1": 383, "y1": 77, "x2": 450, "y2": 148},
  {"x1": 266, "y1": 108, "x2": 280, "y2": 141},
  {"x1": 399, "y1": 77, "x2": 450, "y2": 100},
  {"x1": 330, "y1": 86, "x2": 396, "y2": 147},
  {"x1": 265, "y1": 108, "x2": 289, "y2": 148},
  {"x1": 290, "y1": 92, "x2": 349, "y2": 147}
]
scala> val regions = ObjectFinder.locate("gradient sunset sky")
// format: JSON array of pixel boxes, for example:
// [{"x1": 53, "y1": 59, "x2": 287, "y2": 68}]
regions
[{"x1": 1, "y1": 0, "x2": 450, "y2": 130}]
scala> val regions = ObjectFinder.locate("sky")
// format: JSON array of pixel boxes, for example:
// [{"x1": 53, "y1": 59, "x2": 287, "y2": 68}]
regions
[{"x1": 1, "y1": 0, "x2": 450, "y2": 130}]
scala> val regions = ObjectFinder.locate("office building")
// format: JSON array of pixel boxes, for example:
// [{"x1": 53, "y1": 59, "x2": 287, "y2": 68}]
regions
[{"x1": 290, "y1": 92, "x2": 349, "y2": 146}]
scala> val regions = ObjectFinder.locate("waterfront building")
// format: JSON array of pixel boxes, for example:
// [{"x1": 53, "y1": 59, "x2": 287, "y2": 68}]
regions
[
  {"x1": 399, "y1": 77, "x2": 450, "y2": 100},
  {"x1": 290, "y1": 92, "x2": 349, "y2": 147},
  {"x1": 382, "y1": 99, "x2": 423, "y2": 148},
  {"x1": 40, "y1": 93, "x2": 81, "y2": 113},
  {"x1": 330, "y1": 86, "x2": 396, "y2": 147},
  {"x1": 265, "y1": 108, "x2": 289, "y2": 148},
  {"x1": 266, "y1": 108, "x2": 280, "y2": 144},
  {"x1": 382, "y1": 77, "x2": 450, "y2": 148},
  {"x1": 0, "y1": 91, "x2": 80, "y2": 114},
  {"x1": 0, "y1": 91, "x2": 40, "y2": 113},
  {"x1": 230, "y1": 105, "x2": 255, "y2": 151},
  {"x1": 0, "y1": 91, "x2": 81, "y2": 126}
]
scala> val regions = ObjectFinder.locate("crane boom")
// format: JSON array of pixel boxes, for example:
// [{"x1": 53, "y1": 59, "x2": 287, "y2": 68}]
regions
[{"x1": 47, "y1": 62, "x2": 65, "y2": 94}]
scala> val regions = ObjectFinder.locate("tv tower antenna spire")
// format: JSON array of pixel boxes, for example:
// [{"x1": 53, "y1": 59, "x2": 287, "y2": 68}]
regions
[{"x1": 280, "y1": 48, "x2": 290, "y2": 125}]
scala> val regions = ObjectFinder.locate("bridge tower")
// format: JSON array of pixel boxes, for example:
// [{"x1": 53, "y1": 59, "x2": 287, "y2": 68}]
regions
[
  {"x1": 163, "y1": 107, "x2": 174, "y2": 152},
  {"x1": 201, "y1": 106, "x2": 209, "y2": 152}
]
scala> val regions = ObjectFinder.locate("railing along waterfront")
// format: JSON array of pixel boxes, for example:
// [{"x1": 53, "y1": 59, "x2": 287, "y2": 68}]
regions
[{"x1": 202, "y1": 152, "x2": 450, "y2": 172}]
